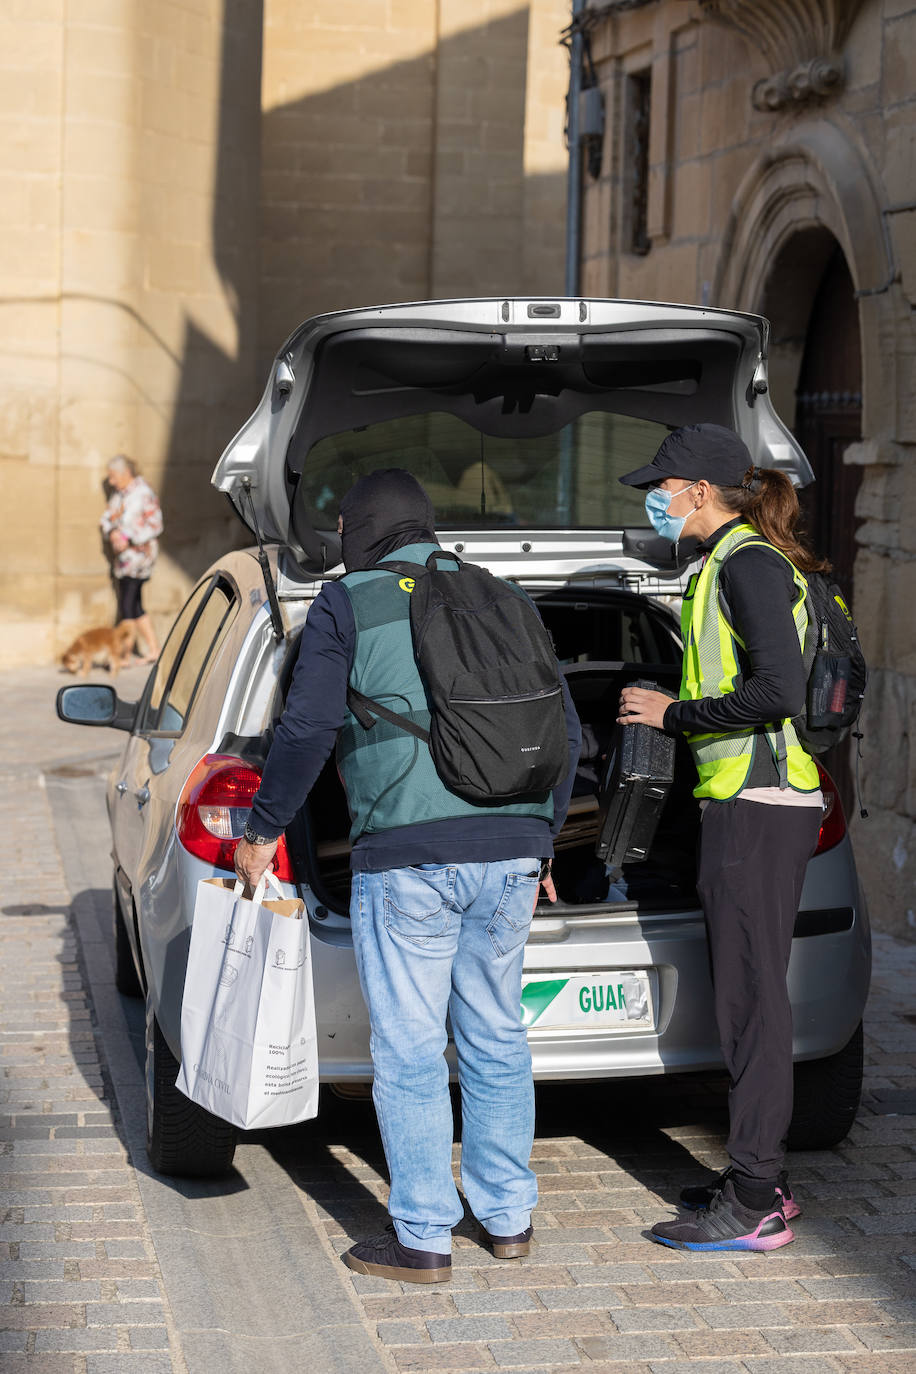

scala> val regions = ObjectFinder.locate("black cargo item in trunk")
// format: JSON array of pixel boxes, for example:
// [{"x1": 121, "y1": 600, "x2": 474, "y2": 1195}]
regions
[{"x1": 596, "y1": 682, "x2": 676, "y2": 868}]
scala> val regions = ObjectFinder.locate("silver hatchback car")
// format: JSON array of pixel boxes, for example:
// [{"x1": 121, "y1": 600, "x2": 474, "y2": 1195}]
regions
[{"x1": 58, "y1": 297, "x2": 870, "y2": 1178}]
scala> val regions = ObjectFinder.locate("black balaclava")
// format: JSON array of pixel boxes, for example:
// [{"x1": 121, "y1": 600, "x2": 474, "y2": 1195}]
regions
[{"x1": 339, "y1": 468, "x2": 437, "y2": 573}]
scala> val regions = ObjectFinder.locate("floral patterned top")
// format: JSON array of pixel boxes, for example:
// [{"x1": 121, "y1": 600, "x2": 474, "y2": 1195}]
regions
[{"x1": 99, "y1": 477, "x2": 164, "y2": 580}]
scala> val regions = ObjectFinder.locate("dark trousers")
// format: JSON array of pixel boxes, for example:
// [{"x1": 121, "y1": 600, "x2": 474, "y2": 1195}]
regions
[
  {"x1": 115, "y1": 576, "x2": 145, "y2": 622},
  {"x1": 697, "y1": 798, "x2": 822, "y2": 1183}
]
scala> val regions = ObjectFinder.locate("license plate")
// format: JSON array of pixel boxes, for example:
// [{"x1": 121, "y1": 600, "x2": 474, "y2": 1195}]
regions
[{"x1": 520, "y1": 971, "x2": 654, "y2": 1030}]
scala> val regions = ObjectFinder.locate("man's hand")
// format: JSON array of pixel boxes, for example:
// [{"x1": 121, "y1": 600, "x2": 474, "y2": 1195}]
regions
[
  {"x1": 617, "y1": 686, "x2": 672, "y2": 730},
  {"x1": 539, "y1": 870, "x2": 557, "y2": 906},
  {"x1": 534, "y1": 862, "x2": 557, "y2": 910},
  {"x1": 234, "y1": 836, "x2": 279, "y2": 890}
]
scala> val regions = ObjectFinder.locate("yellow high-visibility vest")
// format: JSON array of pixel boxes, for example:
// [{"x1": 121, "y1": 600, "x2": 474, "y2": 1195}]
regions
[{"x1": 680, "y1": 522, "x2": 821, "y2": 801}]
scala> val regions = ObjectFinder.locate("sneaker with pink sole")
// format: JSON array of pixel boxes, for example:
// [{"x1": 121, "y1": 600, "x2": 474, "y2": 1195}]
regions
[
  {"x1": 651, "y1": 1179, "x2": 795, "y2": 1252},
  {"x1": 679, "y1": 1166, "x2": 801, "y2": 1221}
]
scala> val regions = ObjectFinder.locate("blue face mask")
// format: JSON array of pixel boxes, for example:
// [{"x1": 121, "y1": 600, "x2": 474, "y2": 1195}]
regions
[{"x1": 645, "y1": 482, "x2": 697, "y2": 542}]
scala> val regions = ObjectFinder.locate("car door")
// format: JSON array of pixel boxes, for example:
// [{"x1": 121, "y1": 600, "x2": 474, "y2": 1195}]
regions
[{"x1": 112, "y1": 576, "x2": 237, "y2": 907}]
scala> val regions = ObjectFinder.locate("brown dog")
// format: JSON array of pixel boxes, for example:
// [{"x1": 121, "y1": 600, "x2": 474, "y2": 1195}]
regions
[{"x1": 61, "y1": 621, "x2": 137, "y2": 679}]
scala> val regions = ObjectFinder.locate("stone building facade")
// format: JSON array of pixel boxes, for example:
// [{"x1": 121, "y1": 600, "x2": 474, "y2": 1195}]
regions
[
  {"x1": 0, "y1": 0, "x2": 570, "y2": 663},
  {"x1": 576, "y1": 0, "x2": 915, "y2": 933},
  {"x1": 2, "y1": 0, "x2": 913, "y2": 932}
]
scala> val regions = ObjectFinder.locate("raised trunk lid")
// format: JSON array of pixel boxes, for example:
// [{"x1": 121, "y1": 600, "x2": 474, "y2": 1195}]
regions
[{"x1": 212, "y1": 298, "x2": 812, "y2": 577}]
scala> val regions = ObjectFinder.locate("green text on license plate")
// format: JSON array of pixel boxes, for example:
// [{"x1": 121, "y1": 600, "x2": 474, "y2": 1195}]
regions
[{"x1": 520, "y1": 972, "x2": 654, "y2": 1029}]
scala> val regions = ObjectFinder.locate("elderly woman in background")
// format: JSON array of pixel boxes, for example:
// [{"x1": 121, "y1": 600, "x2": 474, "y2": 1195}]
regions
[{"x1": 100, "y1": 454, "x2": 163, "y2": 663}]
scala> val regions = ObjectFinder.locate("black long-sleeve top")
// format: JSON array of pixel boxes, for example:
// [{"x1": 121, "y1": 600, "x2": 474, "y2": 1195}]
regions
[{"x1": 663, "y1": 520, "x2": 807, "y2": 751}]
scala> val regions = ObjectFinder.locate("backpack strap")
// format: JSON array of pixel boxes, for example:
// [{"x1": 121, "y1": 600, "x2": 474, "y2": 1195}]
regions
[
  {"x1": 376, "y1": 560, "x2": 428, "y2": 580},
  {"x1": 348, "y1": 550, "x2": 462, "y2": 736},
  {"x1": 346, "y1": 686, "x2": 431, "y2": 741},
  {"x1": 715, "y1": 537, "x2": 806, "y2": 643},
  {"x1": 379, "y1": 550, "x2": 462, "y2": 579}
]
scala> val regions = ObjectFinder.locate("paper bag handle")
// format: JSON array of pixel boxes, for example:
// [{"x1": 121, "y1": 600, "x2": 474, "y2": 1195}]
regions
[{"x1": 233, "y1": 870, "x2": 285, "y2": 904}]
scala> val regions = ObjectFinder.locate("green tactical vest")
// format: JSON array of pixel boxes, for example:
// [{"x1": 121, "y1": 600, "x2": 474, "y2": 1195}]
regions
[
  {"x1": 337, "y1": 543, "x2": 555, "y2": 840},
  {"x1": 680, "y1": 522, "x2": 821, "y2": 802}
]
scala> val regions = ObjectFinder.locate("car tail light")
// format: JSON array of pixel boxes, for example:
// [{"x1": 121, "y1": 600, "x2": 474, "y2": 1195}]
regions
[
  {"x1": 813, "y1": 761, "x2": 846, "y2": 855},
  {"x1": 175, "y1": 754, "x2": 294, "y2": 881}
]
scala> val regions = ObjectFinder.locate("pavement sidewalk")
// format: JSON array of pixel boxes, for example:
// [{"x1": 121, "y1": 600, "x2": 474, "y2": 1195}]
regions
[{"x1": 1, "y1": 665, "x2": 914, "y2": 1374}]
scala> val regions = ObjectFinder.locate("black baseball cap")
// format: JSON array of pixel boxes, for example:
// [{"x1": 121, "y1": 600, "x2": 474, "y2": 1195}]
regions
[{"x1": 619, "y1": 423, "x2": 753, "y2": 490}]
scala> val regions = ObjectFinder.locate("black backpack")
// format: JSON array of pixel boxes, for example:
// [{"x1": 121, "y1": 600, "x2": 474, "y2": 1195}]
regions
[
  {"x1": 347, "y1": 551, "x2": 569, "y2": 802},
  {"x1": 794, "y1": 574, "x2": 868, "y2": 755}
]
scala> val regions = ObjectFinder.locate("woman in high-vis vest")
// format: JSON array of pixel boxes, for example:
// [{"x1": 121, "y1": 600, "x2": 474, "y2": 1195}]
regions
[{"x1": 618, "y1": 423, "x2": 827, "y2": 1252}]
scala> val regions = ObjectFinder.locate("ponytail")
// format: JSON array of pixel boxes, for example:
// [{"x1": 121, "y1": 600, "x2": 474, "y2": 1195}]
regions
[{"x1": 713, "y1": 467, "x2": 830, "y2": 574}]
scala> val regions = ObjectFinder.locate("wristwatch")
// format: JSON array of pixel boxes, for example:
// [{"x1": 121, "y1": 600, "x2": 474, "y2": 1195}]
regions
[
  {"x1": 243, "y1": 821, "x2": 278, "y2": 847},
  {"x1": 538, "y1": 858, "x2": 552, "y2": 883}
]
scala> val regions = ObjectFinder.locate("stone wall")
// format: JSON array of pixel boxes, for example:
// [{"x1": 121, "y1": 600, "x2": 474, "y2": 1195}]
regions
[
  {"x1": 580, "y1": 0, "x2": 916, "y2": 936},
  {"x1": 0, "y1": 0, "x2": 264, "y2": 664},
  {"x1": 1, "y1": 0, "x2": 569, "y2": 665},
  {"x1": 0, "y1": 1, "x2": 66, "y2": 664},
  {"x1": 259, "y1": 0, "x2": 570, "y2": 371}
]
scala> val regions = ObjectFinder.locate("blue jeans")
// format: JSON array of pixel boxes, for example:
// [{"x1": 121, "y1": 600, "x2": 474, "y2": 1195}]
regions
[{"x1": 350, "y1": 858, "x2": 539, "y2": 1255}]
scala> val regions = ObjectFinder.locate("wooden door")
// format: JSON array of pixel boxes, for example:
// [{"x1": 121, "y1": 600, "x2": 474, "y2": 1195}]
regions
[
  {"x1": 794, "y1": 245, "x2": 863, "y2": 598},
  {"x1": 793, "y1": 245, "x2": 863, "y2": 814}
]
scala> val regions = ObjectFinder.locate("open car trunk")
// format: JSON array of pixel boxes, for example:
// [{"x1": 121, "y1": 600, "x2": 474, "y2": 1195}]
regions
[
  {"x1": 212, "y1": 298, "x2": 813, "y2": 572},
  {"x1": 283, "y1": 587, "x2": 701, "y2": 915}
]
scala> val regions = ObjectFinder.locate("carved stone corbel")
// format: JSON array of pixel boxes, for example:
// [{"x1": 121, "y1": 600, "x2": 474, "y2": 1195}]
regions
[{"x1": 698, "y1": 0, "x2": 865, "y2": 111}]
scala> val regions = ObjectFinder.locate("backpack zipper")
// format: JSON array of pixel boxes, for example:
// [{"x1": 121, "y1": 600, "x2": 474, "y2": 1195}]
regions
[{"x1": 450, "y1": 685, "x2": 562, "y2": 705}]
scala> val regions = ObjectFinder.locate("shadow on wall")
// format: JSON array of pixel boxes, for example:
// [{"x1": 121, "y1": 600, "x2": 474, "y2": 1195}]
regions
[
  {"x1": 155, "y1": 4, "x2": 567, "y2": 599},
  {"x1": 154, "y1": 0, "x2": 265, "y2": 600},
  {"x1": 256, "y1": 7, "x2": 566, "y2": 372}
]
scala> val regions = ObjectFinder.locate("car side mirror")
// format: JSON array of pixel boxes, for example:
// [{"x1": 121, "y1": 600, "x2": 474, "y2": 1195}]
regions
[{"x1": 56, "y1": 684, "x2": 136, "y2": 732}]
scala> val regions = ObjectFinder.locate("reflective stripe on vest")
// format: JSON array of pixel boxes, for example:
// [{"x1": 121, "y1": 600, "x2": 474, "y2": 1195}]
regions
[
  {"x1": 338, "y1": 543, "x2": 554, "y2": 840},
  {"x1": 680, "y1": 523, "x2": 821, "y2": 801}
]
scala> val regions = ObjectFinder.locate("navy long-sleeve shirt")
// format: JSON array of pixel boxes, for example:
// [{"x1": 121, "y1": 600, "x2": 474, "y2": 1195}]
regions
[
  {"x1": 249, "y1": 578, "x2": 582, "y2": 872},
  {"x1": 663, "y1": 520, "x2": 807, "y2": 782}
]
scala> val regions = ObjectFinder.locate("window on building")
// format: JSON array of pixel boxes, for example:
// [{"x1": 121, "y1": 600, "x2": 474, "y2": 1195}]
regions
[{"x1": 625, "y1": 68, "x2": 651, "y2": 256}]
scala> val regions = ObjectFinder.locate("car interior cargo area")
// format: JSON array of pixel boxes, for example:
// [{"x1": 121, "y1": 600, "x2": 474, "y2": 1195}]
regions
[{"x1": 283, "y1": 590, "x2": 701, "y2": 916}]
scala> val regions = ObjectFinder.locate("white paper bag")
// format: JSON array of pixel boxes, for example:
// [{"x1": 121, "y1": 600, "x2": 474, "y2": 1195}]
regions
[{"x1": 176, "y1": 873, "x2": 319, "y2": 1129}]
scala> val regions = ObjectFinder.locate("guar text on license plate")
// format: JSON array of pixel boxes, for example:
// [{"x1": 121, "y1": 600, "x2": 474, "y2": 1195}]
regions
[{"x1": 520, "y1": 972, "x2": 654, "y2": 1030}]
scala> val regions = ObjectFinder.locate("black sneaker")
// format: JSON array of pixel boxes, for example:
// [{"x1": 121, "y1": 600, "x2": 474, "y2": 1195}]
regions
[
  {"x1": 477, "y1": 1224, "x2": 533, "y2": 1259},
  {"x1": 651, "y1": 1178, "x2": 795, "y2": 1252},
  {"x1": 680, "y1": 1166, "x2": 801, "y2": 1221},
  {"x1": 342, "y1": 1224, "x2": 452, "y2": 1283}
]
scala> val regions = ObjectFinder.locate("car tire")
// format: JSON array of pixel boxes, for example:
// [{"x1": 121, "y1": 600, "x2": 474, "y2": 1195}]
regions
[
  {"x1": 787, "y1": 1021, "x2": 864, "y2": 1151},
  {"x1": 145, "y1": 997, "x2": 237, "y2": 1177},
  {"x1": 113, "y1": 883, "x2": 143, "y2": 999}
]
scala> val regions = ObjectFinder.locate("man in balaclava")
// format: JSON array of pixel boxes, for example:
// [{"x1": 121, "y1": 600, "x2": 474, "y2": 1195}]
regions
[
  {"x1": 338, "y1": 467, "x2": 437, "y2": 572},
  {"x1": 235, "y1": 469, "x2": 581, "y2": 1284}
]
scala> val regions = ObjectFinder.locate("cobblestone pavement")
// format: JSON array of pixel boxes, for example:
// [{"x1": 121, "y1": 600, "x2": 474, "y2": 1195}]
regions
[
  {"x1": 1, "y1": 667, "x2": 179, "y2": 1372},
  {"x1": 1, "y1": 666, "x2": 914, "y2": 1373}
]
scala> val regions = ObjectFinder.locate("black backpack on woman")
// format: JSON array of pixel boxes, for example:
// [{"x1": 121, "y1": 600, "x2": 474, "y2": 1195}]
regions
[{"x1": 794, "y1": 575, "x2": 868, "y2": 755}]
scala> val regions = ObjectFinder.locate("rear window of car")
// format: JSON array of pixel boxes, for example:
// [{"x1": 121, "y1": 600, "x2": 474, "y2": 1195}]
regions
[{"x1": 300, "y1": 411, "x2": 667, "y2": 530}]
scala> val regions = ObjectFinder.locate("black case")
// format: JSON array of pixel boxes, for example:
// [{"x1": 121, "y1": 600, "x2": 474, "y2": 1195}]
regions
[{"x1": 595, "y1": 680, "x2": 676, "y2": 869}]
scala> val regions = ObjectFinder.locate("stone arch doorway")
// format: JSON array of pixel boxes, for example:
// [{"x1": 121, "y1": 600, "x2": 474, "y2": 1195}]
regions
[
  {"x1": 759, "y1": 229, "x2": 863, "y2": 599},
  {"x1": 713, "y1": 120, "x2": 897, "y2": 467},
  {"x1": 753, "y1": 225, "x2": 864, "y2": 814}
]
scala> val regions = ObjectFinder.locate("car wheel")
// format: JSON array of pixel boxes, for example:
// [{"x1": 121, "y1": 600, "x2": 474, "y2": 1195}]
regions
[
  {"x1": 113, "y1": 883, "x2": 143, "y2": 998},
  {"x1": 145, "y1": 994, "x2": 237, "y2": 1177},
  {"x1": 787, "y1": 1021, "x2": 864, "y2": 1151}
]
